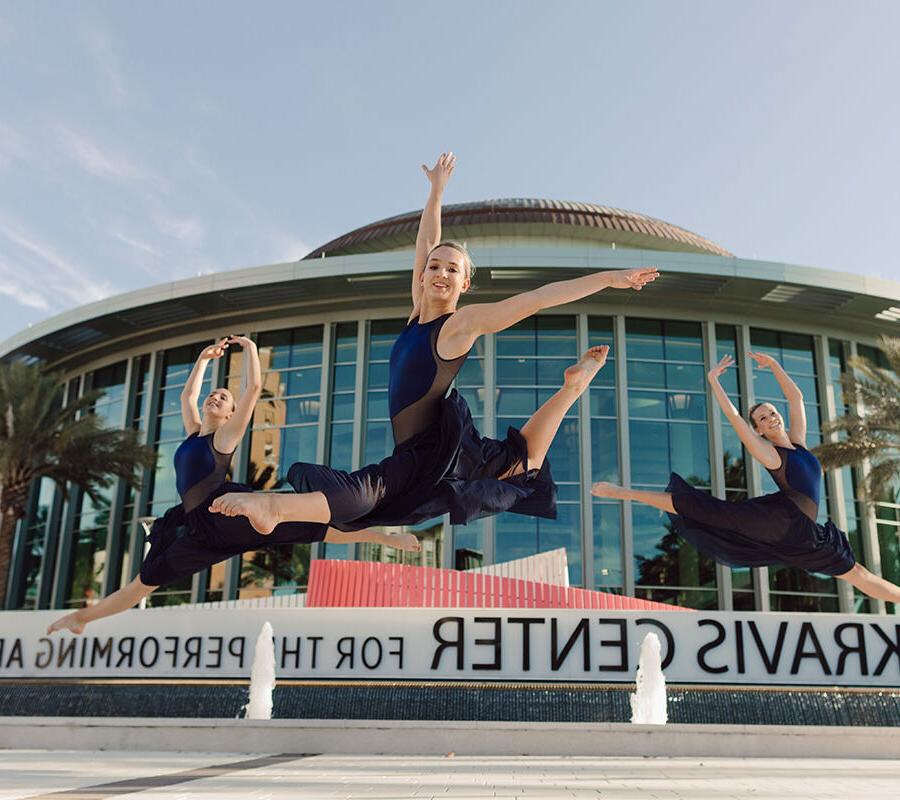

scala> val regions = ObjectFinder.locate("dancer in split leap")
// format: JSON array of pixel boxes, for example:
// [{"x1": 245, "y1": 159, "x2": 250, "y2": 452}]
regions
[
  {"x1": 592, "y1": 350, "x2": 900, "y2": 603},
  {"x1": 211, "y1": 152, "x2": 658, "y2": 536},
  {"x1": 47, "y1": 337, "x2": 417, "y2": 635}
]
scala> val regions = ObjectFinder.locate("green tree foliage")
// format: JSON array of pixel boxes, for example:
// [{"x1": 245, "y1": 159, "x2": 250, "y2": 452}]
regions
[
  {"x1": 814, "y1": 336, "x2": 900, "y2": 503},
  {"x1": 0, "y1": 361, "x2": 156, "y2": 605}
]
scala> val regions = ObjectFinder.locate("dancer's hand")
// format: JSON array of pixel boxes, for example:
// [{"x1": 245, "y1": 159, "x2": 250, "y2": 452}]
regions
[
  {"x1": 200, "y1": 338, "x2": 229, "y2": 360},
  {"x1": 47, "y1": 612, "x2": 86, "y2": 636},
  {"x1": 707, "y1": 354, "x2": 734, "y2": 381},
  {"x1": 748, "y1": 351, "x2": 779, "y2": 370},
  {"x1": 607, "y1": 267, "x2": 659, "y2": 291},
  {"x1": 421, "y1": 152, "x2": 456, "y2": 192},
  {"x1": 226, "y1": 335, "x2": 256, "y2": 350}
]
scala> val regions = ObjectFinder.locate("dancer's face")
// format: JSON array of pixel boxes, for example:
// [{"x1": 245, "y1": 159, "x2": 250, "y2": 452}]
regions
[
  {"x1": 202, "y1": 388, "x2": 235, "y2": 423},
  {"x1": 421, "y1": 245, "x2": 470, "y2": 304},
  {"x1": 751, "y1": 403, "x2": 785, "y2": 439}
]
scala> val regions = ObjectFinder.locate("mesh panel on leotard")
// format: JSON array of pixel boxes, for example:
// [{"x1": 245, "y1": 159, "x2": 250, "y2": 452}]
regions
[
  {"x1": 765, "y1": 443, "x2": 822, "y2": 522},
  {"x1": 173, "y1": 432, "x2": 234, "y2": 512},
  {"x1": 388, "y1": 313, "x2": 468, "y2": 444}
]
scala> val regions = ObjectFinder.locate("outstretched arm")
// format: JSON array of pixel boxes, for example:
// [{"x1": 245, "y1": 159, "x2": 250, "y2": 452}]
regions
[
  {"x1": 748, "y1": 351, "x2": 807, "y2": 445},
  {"x1": 213, "y1": 336, "x2": 262, "y2": 453},
  {"x1": 438, "y1": 267, "x2": 658, "y2": 358},
  {"x1": 46, "y1": 576, "x2": 157, "y2": 635},
  {"x1": 708, "y1": 355, "x2": 780, "y2": 470},
  {"x1": 180, "y1": 339, "x2": 228, "y2": 435},
  {"x1": 411, "y1": 152, "x2": 456, "y2": 316}
]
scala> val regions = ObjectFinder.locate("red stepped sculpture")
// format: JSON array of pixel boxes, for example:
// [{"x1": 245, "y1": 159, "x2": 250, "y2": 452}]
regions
[{"x1": 307, "y1": 560, "x2": 688, "y2": 611}]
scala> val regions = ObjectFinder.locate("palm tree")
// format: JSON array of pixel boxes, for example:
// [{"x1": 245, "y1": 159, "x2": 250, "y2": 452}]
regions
[
  {"x1": 814, "y1": 336, "x2": 900, "y2": 502},
  {"x1": 0, "y1": 361, "x2": 157, "y2": 605}
]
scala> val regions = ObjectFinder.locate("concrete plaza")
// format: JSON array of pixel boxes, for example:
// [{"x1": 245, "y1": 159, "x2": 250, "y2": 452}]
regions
[{"x1": 2, "y1": 751, "x2": 899, "y2": 800}]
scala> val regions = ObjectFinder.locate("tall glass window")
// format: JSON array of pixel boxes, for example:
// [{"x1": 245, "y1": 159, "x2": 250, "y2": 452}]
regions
[
  {"x1": 237, "y1": 326, "x2": 323, "y2": 599},
  {"x1": 322, "y1": 322, "x2": 358, "y2": 560},
  {"x1": 827, "y1": 340, "x2": 871, "y2": 612},
  {"x1": 11, "y1": 479, "x2": 55, "y2": 609},
  {"x1": 118, "y1": 354, "x2": 151, "y2": 587},
  {"x1": 495, "y1": 316, "x2": 582, "y2": 585},
  {"x1": 858, "y1": 343, "x2": 899, "y2": 614},
  {"x1": 715, "y1": 325, "x2": 754, "y2": 610},
  {"x1": 588, "y1": 317, "x2": 621, "y2": 592},
  {"x1": 62, "y1": 361, "x2": 128, "y2": 609},
  {"x1": 145, "y1": 345, "x2": 213, "y2": 606},
  {"x1": 750, "y1": 329, "x2": 837, "y2": 612},
  {"x1": 627, "y1": 319, "x2": 716, "y2": 608}
]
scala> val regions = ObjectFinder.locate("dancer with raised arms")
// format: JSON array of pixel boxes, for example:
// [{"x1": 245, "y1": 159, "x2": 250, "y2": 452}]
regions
[
  {"x1": 47, "y1": 336, "x2": 418, "y2": 635},
  {"x1": 592, "y1": 350, "x2": 900, "y2": 603},
  {"x1": 211, "y1": 153, "x2": 658, "y2": 536}
]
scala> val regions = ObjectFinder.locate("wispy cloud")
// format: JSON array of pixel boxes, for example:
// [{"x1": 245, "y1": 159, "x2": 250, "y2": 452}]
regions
[
  {"x1": 153, "y1": 211, "x2": 206, "y2": 248},
  {"x1": 113, "y1": 231, "x2": 162, "y2": 258},
  {"x1": 81, "y1": 22, "x2": 127, "y2": 105},
  {"x1": 0, "y1": 271, "x2": 50, "y2": 311},
  {"x1": 54, "y1": 124, "x2": 160, "y2": 186},
  {"x1": 0, "y1": 213, "x2": 113, "y2": 306}
]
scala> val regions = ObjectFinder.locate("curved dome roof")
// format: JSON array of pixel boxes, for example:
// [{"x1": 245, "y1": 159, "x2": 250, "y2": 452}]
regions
[{"x1": 305, "y1": 198, "x2": 733, "y2": 259}]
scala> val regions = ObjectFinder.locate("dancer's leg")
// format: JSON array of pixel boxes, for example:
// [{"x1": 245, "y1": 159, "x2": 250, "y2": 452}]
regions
[
  {"x1": 325, "y1": 527, "x2": 422, "y2": 552},
  {"x1": 500, "y1": 346, "x2": 608, "y2": 478},
  {"x1": 210, "y1": 491, "x2": 331, "y2": 534},
  {"x1": 46, "y1": 576, "x2": 156, "y2": 635},
  {"x1": 591, "y1": 482, "x2": 676, "y2": 514},
  {"x1": 838, "y1": 563, "x2": 900, "y2": 603}
]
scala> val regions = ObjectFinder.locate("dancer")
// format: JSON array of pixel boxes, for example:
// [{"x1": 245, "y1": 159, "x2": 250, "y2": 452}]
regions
[
  {"x1": 47, "y1": 337, "x2": 419, "y2": 635},
  {"x1": 592, "y1": 350, "x2": 900, "y2": 603},
  {"x1": 210, "y1": 152, "x2": 657, "y2": 535}
]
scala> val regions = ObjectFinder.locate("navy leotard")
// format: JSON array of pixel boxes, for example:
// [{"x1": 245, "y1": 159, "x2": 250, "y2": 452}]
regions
[
  {"x1": 287, "y1": 312, "x2": 557, "y2": 531},
  {"x1": 174, "y1": 432, "x2": 233, "y2": 511},
  {"x1": 140, "y1": 431, "x2": 328, "y2": 587},
  {"x1": 665, "y1": 442, "x2": 855, "y2": 576},
  {"x1": 388, "y1": 314, "x2": 468, "y2": 443}
]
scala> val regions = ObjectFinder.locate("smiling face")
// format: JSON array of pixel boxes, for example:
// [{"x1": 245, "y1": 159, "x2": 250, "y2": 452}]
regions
[
  {"x1": 421, "y1": 244, "x2": 471, "y2": 305},
  {"x1": 201, "y1": 387, "x2": 235, "y2": 425},
  {"x1": 750, "y1": 402, "x2": 785, "y2": 439}
]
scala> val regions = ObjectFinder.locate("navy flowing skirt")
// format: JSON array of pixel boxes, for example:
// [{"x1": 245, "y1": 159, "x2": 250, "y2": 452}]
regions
[
  {"x1": 288, "y1": 389, "x2": 558, "y2": 531},
  {"x1": 140, "y1": 482, "x2": 328, "y2": 587},
  {"x1": 666, "y1": 472, "x2": 855, "y2": 576}
]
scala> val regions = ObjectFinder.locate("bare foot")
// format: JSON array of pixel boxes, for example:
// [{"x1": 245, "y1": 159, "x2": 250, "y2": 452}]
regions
[
  {"x1": 210, "y1": 493, "x2": 280, "y2": 534},
  {"x1": 564, "y1": 346, "x2": 609, "y2": 394},
  {"x1": 591, "y1": 481, "x2": 627, "y2": 499},
  {"x1": 47, "y1": 612, "x2": 85, "y2": 636},
  {"x1": 390, "y1": 532, "x2": 422, "y2": 552}
]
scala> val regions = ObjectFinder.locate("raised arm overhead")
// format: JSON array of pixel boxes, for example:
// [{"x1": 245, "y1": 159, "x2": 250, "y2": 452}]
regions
[
  {"x1": 211, "y1": 335, "x2": 262, "y2": 453},
  {"x1": 180, "y1": 338, "x2": 228, "y2": 435},
  {"x1": 747, "y1": 350, "x2": 807, "y2": 446},
  {"x1": 411, "y1": 152, "x2": 456, "y2": 317}
]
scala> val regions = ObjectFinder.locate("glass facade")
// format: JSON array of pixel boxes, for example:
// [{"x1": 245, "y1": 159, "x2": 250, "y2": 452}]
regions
[
  {"x1": 589, "y1": 317, "x2": 622, "y2": 593},
  {"x1": 858, "y1": 343, "x2": 900, "y2": 615},
  {"x1": 627, "y1": 319, "x2": 716, "y2": 608},
  {"x1": 237, "y1": 326, "x2": 323, "y2": 599},
  {"x1": 6, "y1": 312, "x2": 897, "y2": 616},
  {"x1": 494, "y1": 316, "x2": 583, "y2": 585},
  {"x1": 60, "y1": 361, "x2": 128, "y2": 609}
]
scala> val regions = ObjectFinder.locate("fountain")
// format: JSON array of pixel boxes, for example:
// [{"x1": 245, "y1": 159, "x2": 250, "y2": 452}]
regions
[
  {"x1": 243, "y1": 621, "x2": 276, "y2": 720},
  {"x1": 630, "y1": 632, "x2": 667, "y2": 725}
]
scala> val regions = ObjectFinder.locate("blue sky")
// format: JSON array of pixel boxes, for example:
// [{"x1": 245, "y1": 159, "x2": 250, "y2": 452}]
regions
[{"x1": 1, "y1": 1, "x2": 898, "y2": 341}]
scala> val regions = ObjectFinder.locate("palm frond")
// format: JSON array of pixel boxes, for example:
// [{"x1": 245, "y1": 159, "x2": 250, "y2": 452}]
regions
[{"x1": 1, "y1": 361, "x2": 156, "y2": 514}]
